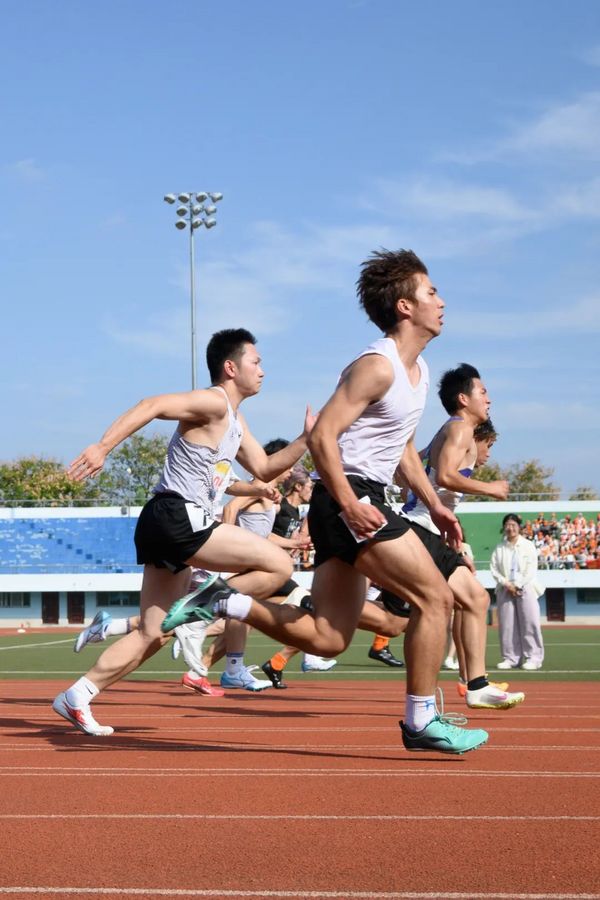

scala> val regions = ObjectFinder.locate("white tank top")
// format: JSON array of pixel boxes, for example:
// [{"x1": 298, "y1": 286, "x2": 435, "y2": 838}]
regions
[
  {"x1": 237, "y1": 506, "x2": 277, "y2": 539},
  {"x1": 337, "y1": 337, "x2": 429, "y2": 485},
  {"x1": 154, "y1": 386, "x2": 244, "y2": 513}
]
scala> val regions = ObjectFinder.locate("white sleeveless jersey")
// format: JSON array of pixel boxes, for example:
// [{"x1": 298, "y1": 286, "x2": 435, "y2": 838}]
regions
[
  {"x1": 154, "y1": 386, "x2": 243, "y2": 514},
  {"x1": 337, "y1": 337, "x2": 429, "y2": 485}
]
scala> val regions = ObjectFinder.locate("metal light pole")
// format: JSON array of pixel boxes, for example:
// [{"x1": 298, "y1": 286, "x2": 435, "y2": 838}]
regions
[{"x1": 163, "y1": 191, "x2": 223, "y2": 389}]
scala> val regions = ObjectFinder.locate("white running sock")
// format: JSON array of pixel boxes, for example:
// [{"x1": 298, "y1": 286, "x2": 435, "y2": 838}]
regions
[
  {"x1": 405, "y1": 694, "x2": 436, "y2": 732},
  {"x1": 65, "y1": 676, "x2": 99, "y2": 708},
  {"x1": 226, "y1": 653, "x2": 244, "y2": 675},
  {"x1": 105, "y1": 618, "x2": 129, "y2": 637},
  {"x1": 220, "y1": 592, "x2": 252, "y2": 620}
]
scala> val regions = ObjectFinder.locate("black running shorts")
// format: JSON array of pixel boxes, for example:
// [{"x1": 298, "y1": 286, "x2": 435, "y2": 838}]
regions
[
  {"x1": 134, "y1": 491, "x2": 221, "y2": 574},
  {"x1": 308, "y1": 476, "x2": 412, "y2": 568},
  {"x1": 376, "y1": 522, "x2": 468, "y2": 618}
]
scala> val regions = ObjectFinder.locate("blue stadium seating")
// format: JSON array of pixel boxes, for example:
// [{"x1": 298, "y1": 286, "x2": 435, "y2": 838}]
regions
[{"x1": 0, "y1": 517, "x2": 141, "y2": 574}]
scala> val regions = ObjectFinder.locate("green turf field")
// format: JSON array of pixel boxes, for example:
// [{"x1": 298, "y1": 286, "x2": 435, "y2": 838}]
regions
[{"x1": 0, "y1": 627, "x2": 598, "y2": 682}]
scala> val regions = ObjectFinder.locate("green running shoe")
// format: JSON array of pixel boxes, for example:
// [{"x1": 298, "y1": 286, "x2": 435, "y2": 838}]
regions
[
  {"x1": 400, "y1": 715, "x2": 488, "y2": 755},
  {"x1": 161, "y1": 574, "x2": 231, "y2": 633}
]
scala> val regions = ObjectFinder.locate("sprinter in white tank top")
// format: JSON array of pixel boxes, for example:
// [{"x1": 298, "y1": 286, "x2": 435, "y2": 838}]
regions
[
  {"x1": 161, "y1": 251, "x2": 490, "y2": 755},
  {"x1": 54, "y1": 329, "x2": 315, "y2": 736}
]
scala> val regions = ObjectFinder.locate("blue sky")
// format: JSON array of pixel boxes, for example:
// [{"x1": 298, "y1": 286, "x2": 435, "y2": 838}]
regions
[{"x1": 2, "y1": 1, "x2": 600, "y2": 495}]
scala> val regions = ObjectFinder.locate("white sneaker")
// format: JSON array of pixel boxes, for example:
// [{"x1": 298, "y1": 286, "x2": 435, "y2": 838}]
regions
[
  {"x1": 52, "y1": 692, "x2": 114, "y2": 736},
  {"x1": 496, "y1": 659, "x2": 517, "y2": 670},
  {"x1": 74, "y1": 611, "x2": 112, "y2": 652},
  {"x1": 442, "y1": 657, "x2": 460, "y2": 670},
  {"x1": 302, "y1": 654, "x2": 337, "y2": 672},
  {"x1": 521, "y1": 659, "x2": 542, "y2": 670},
  {"x1": 466, "y1": 684, "x2": 525, "y2": 710},
  {"x1": 220, "y1": 665, "x2": 271, "y2": 691},
  {"x1": 173, "y1": 622, "x2": 208, "y2": 673}
]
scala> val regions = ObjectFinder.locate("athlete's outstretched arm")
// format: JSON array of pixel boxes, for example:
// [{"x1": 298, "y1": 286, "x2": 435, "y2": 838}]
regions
[
  {"x1": 68, "y1": 389, "x2": 227, "y2": 481},
  {"x1": 235, "y1": 406, "x2": 316, "y2": 482},
  {"x1": 308, "y1": 354, "x2": 393, "y2": 540}
]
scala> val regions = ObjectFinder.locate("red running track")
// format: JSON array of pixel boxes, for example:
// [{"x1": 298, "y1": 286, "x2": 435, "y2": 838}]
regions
[{"x1": 0, "y1": 679, "x2": 599, "y2": 899}]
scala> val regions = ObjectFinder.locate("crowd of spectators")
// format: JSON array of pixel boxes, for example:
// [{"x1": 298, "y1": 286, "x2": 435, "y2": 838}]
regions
[{"x1": 523, "y1": 512, "x2": 600, "y2": 570}]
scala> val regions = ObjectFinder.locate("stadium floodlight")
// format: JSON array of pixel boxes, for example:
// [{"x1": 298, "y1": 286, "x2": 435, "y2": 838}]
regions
[{"x1": 163, "y1": 190, "x2": 223, "y2": 389}]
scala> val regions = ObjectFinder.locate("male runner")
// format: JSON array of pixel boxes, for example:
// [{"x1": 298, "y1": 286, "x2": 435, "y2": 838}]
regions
[
  {"x1": 164, "y1": 249, "x2": 488, "y2": 754},
  {"x1": 401, "y1": 365, "x2": 524, "y2": 710},
  {"x1": 53, "y1": 328, "x2": 313, "y2": 735}
]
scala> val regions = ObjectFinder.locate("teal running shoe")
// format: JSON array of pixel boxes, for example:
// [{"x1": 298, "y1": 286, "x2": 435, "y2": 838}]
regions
[
  {"x1": 400, "y1": 715, "x2": 488, "y2": 755},
  {"x1": 161, "y1": 574, "x2": 231, "y2": 633}
]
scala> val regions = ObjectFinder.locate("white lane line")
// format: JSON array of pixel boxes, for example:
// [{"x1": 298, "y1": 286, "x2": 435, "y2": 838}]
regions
[
  {"x1": 0, "y1": 767, "x2": 598, "y2": 778},
  {"x1": 0, "y1": 888, "x2": 599, "y2": 898},
  {"x1": 0, "y1": 640, "x2": 74, "y2": 652},
  {"x1": 2, "y1": 744, "x2": 600, "y2": 752},
  {"x1": 2, "y1": 668, "x2": 600, "y2": 674},
  {"x1": 1, "y1": 813, "x2": 599, "y2": 822}
]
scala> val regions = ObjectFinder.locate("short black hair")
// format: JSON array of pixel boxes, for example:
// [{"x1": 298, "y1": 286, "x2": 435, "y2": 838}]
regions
[
  {"x1": 206, "y1": 328, "x2": 257, "y2": 384},
  {"x1": 438, "y1": 363, "x2": 481, "y2": 415},
  {"x1": 474, "y1": 418, "x2": 498, "y2": 442},
  {"x1": 263, "y1": 438, "x2": 289, "y2": 456},
  {"x1": 502, "y1": 513, "x2": 522, "y2": 532},
  {"x1": 357, "y1": 249, "x2": 428, "y2": 332}
]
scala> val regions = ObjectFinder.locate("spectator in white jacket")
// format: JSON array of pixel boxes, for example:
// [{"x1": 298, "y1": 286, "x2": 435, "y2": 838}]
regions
[{"x1": 490, "y1": 513, "x2": 545, "y2": 670}]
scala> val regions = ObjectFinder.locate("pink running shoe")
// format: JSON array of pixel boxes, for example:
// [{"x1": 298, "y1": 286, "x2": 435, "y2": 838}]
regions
[{"x1": 181, "y1": 672, "x2": 225, "y2": 697}]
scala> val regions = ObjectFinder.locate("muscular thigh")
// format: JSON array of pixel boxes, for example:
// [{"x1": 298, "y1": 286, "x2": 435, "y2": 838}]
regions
[
  {"x1": 448, "y1": 565, "x2": 488, "y2": 611},
  {"x1": 188, "y1": 523, "x2": 291, "y2": 575},
  {"x1": 355, "y1": 528, "x2": 450, "y2": 610},
  {"x1": 139, "y1": 565, "x2": 193, "y2": 636},
  {"x1": 310, "y1": 557, "x2": 368, "y2": 646}
]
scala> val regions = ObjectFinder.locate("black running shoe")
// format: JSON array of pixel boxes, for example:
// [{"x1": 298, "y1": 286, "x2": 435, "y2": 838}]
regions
[
  {"x1": 261, "y1": 660, "x2": 288, "y2": 689},
  {"x1": 368, "y1": 646, "x2": 404, "y2": 667}
]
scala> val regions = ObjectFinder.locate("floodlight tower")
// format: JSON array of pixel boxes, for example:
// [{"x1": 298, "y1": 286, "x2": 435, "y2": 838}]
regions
[{"x1": 163, "y1": 191, "x2": 223, "y2": 389}]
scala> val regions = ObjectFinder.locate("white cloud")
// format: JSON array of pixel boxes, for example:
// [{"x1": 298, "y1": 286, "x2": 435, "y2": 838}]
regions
[
  {"x1": 366, "y1": 177, "x2": 537, "y2": 223},
  {"x1": 448, "y1": 294, "x2": 600, "y2": 339},
  {"x1": 5, "y1": 158, "x2": 45, "y2": 182},
  {"x1": 504, "y1": 92, "x2": 600, "y2": 158}
]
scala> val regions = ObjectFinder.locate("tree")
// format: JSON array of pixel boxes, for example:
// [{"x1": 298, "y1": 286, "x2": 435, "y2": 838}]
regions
[
  {"x1": 0, "y1": 457, "x2": 102, "y2": 506},
  {"x1": 101, "y1": 433, "x2": 169, "y2": 505},
  {"x1": 569, "y1": 486, "x2": 600, "y2": 501},
  {"x1": 505, "y1": 459, "x2": 560, "y2": 502}
]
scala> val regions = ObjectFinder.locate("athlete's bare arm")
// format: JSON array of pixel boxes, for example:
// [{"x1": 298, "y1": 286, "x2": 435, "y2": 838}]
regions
[
  {"x1": 225, "y1": 481, "x2": 280, "y2": 503},
  {"x1": 436, "y1": 423, "x2": 509, "y2": 500},
  {"x1": 221, "y1": 493, "x2": 258, "y2": 525},
  {"x1": 308, "y1": 354, "x2": 393, "y2": 540},
  {"x1": 396, "y1": 438, "x2": 462, "y2": 547},
  {"x1": 235, "y1": 406, "x2": 316, "y2": 482},
  {"x1": 68, "y1": 389, "x2": 228, "y2": 481}
]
